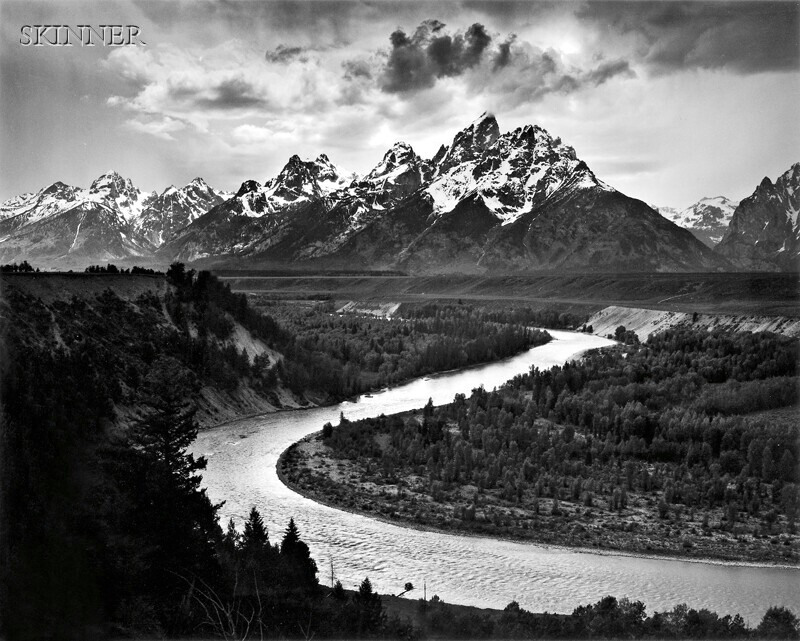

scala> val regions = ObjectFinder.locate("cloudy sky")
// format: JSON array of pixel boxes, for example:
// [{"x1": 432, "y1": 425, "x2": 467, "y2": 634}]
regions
[{"x1": 1, "y1": 1, "x2": 798, "y2": 207}]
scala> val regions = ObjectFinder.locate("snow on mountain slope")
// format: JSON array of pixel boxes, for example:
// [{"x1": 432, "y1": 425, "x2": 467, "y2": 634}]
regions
[
  {"x1": 0, "y1": 172, "x2": 229, "y2": 265},
  {"x1": 0, "y1": 182, "x2": 82, "y2": 236},
  {"x1": 657, "y1": 196, "x2": 738, "y2": 247},
  {"x1": 87, "y1": 171, "x2": 157, "y2": 224},
  {"x1": 137, "y1": 177, "x2": 230, "y2": 245},
  {"x1": 425, "y1": 113, "x2": 611, "y2": 225}
]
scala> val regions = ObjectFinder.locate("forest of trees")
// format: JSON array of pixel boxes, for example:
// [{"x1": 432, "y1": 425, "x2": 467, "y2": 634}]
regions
[
  {"x1": 85, "y1": 264, "x2": 160, "y2": 274},
  {"x1": 308, "y1": 327, "x2": 799, "y2": 561},
  {"x1": 247, "y1": 295, "x2": 554, "y2": 398}
]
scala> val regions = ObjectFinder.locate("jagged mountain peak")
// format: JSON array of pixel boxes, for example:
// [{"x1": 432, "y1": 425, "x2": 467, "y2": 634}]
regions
[
  {"x1": 89, "y1": 170, "x2": 133, "y2": 194},
  {"x1": 42, "y1": 181, "x2": 77, "y2": 196},
  {"x1": 424, "y1": 114, "x2": 607, "y2": 223},
  {"x1": 86, "y1": 170, "x2": 155, "y2": 224},
  {"x1": 236, "y1": 179, "x2": 262, "y2": 197},
  {"x1": 346, "y1": 141, "x2": 429, "y2": 207},
  {"x1": 268, "y1": 156, "x2": 319, "y2": 195},
  {"x1": 365, "y1": 142, "x2": 422, "y2": 181},
  {"x1": 471, "y1": 111, "x2": 499, "y2": 136},
  {"x1": 715, "y1": 162, "x2": 800, "y2": 270},
  {"x1": 314, "y1": 154, "x2": 356, "y2": 192},
  {"x1": 435, "y1": 112, "x2": 501, "y2": 175},
  {"x1": 137, "y1": 176, "x2": 231, "y2": 245},
  {"x1": 263, "y1": 153, "x2": 354, "y2": 201}
]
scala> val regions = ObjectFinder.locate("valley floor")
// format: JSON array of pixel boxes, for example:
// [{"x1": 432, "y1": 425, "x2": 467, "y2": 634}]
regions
[{"x1": 221, "y1": 271, "x2": 800, "y2": 318}]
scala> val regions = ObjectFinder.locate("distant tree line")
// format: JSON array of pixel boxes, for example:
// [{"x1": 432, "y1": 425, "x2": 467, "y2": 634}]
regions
[
  {"x1": 1, "y1": 260, "x2": 37, "y2": 272},
  {"x1": 85, "y1": 263, "x2": 161, "y2": 274},
  {"x1": 415, "y1": 595, "x2": 799, "y2": 639}
]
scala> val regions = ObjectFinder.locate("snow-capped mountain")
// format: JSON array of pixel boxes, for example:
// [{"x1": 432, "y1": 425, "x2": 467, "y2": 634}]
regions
[
  {"x1": 715, "y1": 163, "x2": 800, "y2": 271},
  {"x1": 157, "y1": 154, "x2": 360, "y2": 261},
  {"x1": 163, "y1": 113, "x2": 725, "y2": 273},
  {"x1": 657, "y1": 196, "x2": 738, "y2": 248},
  {"x1": 137, "y1": 178, "x2": 230, "y2": 245},
  {"x1": 0, "y1": 173, "x2": 228, "y2": 266},
  {"x1": 2, "y1": 115, "x2": 739, "y2": 272},
  {"x1": 357, "y1": 142, "x2": 431, "y2": 205},
  {"x1": 426, "y1": 117, "x2": 611, "y2": 225},
  {"x1": 87, "y1": 171, "x2": 155, "y2": 224},
  {"x1": 0, "y1": 182, "x2": 82, "y2": 235}
]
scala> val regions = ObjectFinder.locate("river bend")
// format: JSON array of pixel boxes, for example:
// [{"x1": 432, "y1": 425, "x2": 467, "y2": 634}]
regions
[{"x1": 192, "y1": 330, "x2": 799, "y2": 623}]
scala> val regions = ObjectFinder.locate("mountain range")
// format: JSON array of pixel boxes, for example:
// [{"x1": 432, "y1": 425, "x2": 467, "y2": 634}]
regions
[
  {"x1": 160, "y1": 113, "x2": 723, "y2": 273},
  {"x1": 0, "y1": 174, "x2": 229, "y2": 266},
  {"x1": 1, "y1": 114, "x2": 797, "y2": 273}
]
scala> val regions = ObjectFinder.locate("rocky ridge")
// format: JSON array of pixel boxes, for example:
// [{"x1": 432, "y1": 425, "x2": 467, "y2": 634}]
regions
[{"x1": 715, "y1": 163, "x2": 800, "y2": 271}]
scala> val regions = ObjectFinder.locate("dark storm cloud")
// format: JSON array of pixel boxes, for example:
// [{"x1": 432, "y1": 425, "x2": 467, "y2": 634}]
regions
[
  {"x1": 494, "y1": 35, "x2": 516, "y2": 70},
  {"x1": 265, "y1": 44, "x2": 307, "y2": 63},
  {"x1": 373, "y1": 17, "x2": 636, "y2": 102},
  {"x1": 380, "y1": 20, "x2": 494, "y2": 93},
  {"x1": 194, "y1": 78, "x2": 268, "y2": 109},
  {"x1": 578, "y1": 1, "x2": 799, "y2": 75}
]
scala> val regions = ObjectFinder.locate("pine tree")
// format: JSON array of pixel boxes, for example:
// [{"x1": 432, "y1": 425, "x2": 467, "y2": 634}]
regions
[
  {"x1": 131, "y1": 357, "x2": 204, "y2": 489},
  {"x1": 281, "y1": 518, "x2": 318, "y2": 591},
  {"x1": 242, "y1": 507, "x2": 269, "y2": 552},
  {"x1": 354, "y1": 577, "x2": 385, "y2": 634}
]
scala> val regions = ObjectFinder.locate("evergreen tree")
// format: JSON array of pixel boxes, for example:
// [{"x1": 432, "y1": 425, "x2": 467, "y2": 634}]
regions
[
  {"x1": 281, "y1": 518, "x2": 318, "y2": 591},
  {"x1": 354, "y1": 577, "x2": 385, "y2": 635},
  {"x1": 242, "y1": 507, "x2": 270, "y2": 552},
  {"x1": 131, "y1": 357, "x2": 205, "y2": 489}
]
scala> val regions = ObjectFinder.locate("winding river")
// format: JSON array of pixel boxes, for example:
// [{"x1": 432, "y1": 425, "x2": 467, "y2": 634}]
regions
[{"x1": 192, "y1": 330, "x2": 799, "y2": 623}]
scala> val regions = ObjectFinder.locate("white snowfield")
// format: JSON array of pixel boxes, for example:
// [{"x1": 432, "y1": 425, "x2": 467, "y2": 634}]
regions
[{"x1": 587, "y1": 305, "x2": 800, "y2": 340}]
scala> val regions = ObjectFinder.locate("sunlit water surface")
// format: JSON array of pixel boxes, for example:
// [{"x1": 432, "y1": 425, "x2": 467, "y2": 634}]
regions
[{"x1": 192, "y1": 330, "x2": 799, "y2": 623}]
